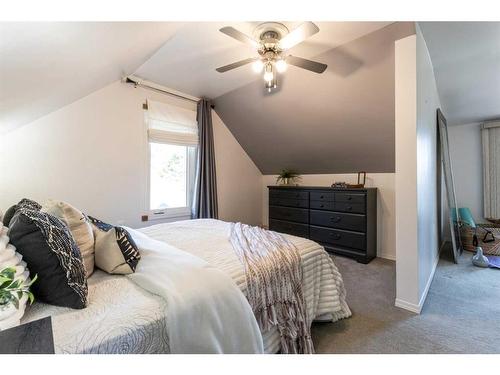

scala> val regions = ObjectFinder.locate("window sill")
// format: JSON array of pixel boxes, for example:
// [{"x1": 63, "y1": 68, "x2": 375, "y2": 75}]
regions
[{"x1": 147, "y1": 208, "x2": 191, "y2": 222}]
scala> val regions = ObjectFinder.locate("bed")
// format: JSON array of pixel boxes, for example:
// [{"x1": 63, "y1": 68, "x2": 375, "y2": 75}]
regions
[{"x1": 22, "y1": 219, "x2": 351, "y2": 354}]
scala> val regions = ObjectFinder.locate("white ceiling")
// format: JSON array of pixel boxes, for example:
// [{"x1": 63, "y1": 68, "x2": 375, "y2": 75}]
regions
[
  {"x1": 419, "y1": 22, "x2": 500, "y2": 125},
  {"x1": 134, "y1": 22, "x2": 392, "y2": 99},
  {"x1": 0, "y1": 22, "x2": 184, "y2": 133},
  {"x1": 0, "y1": 21, "x2": 391, "y2": 133}
]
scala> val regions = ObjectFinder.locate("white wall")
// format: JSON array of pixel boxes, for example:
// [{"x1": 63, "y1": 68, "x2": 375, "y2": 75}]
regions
[
  {"x1": 448, "y1": 122, "x2": 484, "y2": 222},
  {"x1": 415, "y1": 25, "x2": 441, "y2": 304},
  {"x1": 394, "y1": 28, "x2": 441, "y2": 313},
  {"x1": 213, "y1": 112, "x2": 263, "y2": 226},
  {"x1": 0, "y1": 80, "x2": 262, "y2": 228},
  {"x1": 395, "y1": 34, "x2": 420, "y2": 311},
  {"x1": 262, "y1": 173, "x2": 396, "y2": 260}
]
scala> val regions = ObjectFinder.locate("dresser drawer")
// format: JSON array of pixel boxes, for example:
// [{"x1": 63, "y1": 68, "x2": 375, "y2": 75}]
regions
[
  {"x1": 269, "y1": 197, "x2": 309, "y2": 208},
  {"x1": 310, "y1": 226, "x2": 366, "y2": 251},
  {"x1": 270, "y1": 190, "x2": 309, "y2": 200},
  {"x1": 269, "y1": 206, "x2": 309, "y2": 224},
  {"x1": 333, "y1": 202, "x2": 365, "y2": 214},
  {"x1": 310, "y1": 191, "x2": 334, "y2": 202},
  {"x1": 269, "y1": 219, "x2": 309, "y2": 238},
  {"x1": 335, "y1": 192, "x2": 366, "y2": 204},
  {"x1": 310, "y1": 200, "x2": 335, "y2": 210},
  {"x1": 310, "y1": 210, "x2": 366, "y2": 232}
]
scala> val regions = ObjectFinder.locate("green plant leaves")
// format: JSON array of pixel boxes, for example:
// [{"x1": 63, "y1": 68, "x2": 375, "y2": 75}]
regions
[{"x1": 0, "y1": 267, "x2": 38, "y2": 308}]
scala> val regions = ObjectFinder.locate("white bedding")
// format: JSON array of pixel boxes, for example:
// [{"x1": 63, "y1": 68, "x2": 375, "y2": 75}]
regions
[
  {"x1": 140, "y1": 219, "x2": 351, "y2": 353},
  {"x1": 22, "y1": 219, "x2": 351, "y2": 354},
  {"x1": 125, "y1": 227, "x2": 263, "y2": 353}
]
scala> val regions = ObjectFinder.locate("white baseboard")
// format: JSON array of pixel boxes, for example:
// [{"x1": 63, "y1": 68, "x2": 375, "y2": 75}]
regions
[
  {"x1": 378, "y1": 251, "x2": 396, "y2": 261},
  {"x1": 394, "y1": 250, "x2": 440, "y2": 314},
  {"x1": 395, "y1": 298, "x2": 422, "y2": 313},
  {"x1": 417, "y1": 251, "x2": 440, "y2": 310}
]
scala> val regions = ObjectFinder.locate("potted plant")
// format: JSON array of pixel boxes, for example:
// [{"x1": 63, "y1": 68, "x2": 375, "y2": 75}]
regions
[
  {"x1": 276, "y1": 169, "x2": 301, "y2": 186},
  {"x1": 0, "y1": 267, "x2": 36, "y2": 329}
]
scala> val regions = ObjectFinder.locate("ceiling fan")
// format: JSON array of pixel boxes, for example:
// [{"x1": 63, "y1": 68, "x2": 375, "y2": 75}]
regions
[{"x1": 216, "y1": 22, "x2": 327, "y2": 91}]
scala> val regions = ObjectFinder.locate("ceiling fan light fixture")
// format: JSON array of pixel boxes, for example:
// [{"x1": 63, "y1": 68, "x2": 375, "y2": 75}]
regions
[
  {"x1": 276, "y1": 59, "x2": 287, "y2": 73},
  {"x1": 263, "y1": 63, "x2": 274, "y2": 82},
  {"x1": 252, "y1": 59, "x2": 264, "y2": 73},
  {"x1": 216, "y1": 22, "x2": 326, "y2": 91}
]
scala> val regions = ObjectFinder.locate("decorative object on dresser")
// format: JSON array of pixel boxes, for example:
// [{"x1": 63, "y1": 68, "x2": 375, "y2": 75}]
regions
[
  {"x1": 268, "y1": 186, "x2": 377, "y2": 263},
  {"x1": 276, "y1": 169, "x2": 302, "y2": 186}
]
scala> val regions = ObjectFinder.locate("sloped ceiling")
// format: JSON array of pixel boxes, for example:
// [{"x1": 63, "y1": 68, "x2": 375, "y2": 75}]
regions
[
  {"x1": 214, "y1": 22, "x2": 415, "y2": 174},
  {"x1": 134, "y1": 22, "x2": 393, "y2": 98},
  {"x1": 0, "y1": 22, "x2": 183, "y2": 133},
  {"x1": 1, "y1": 21, "x2": 416, "y2": 176},
  {"x1": 419, "y1": 22, "x2": 500, "y2": 125}
]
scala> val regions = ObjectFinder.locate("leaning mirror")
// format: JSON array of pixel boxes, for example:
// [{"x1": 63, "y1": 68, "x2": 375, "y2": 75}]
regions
[{"x1": 437, "y1": 108, "x2": 462, "y2": 263}]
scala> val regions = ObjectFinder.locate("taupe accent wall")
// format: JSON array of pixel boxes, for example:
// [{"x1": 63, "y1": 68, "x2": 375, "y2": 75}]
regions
[{"x1": 214, "y1": 22, "x2": 415, "y2": 175}]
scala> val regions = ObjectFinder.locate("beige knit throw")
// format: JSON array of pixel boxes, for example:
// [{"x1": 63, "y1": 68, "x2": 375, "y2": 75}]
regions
[{"x1": 229, "y1": 222, "x2": 314, "y2": 354}]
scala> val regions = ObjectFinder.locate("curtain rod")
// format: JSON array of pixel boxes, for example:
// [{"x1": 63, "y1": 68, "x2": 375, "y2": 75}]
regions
[{"x1": 124, "y1": 77, "x2": 200, "y2": 104}]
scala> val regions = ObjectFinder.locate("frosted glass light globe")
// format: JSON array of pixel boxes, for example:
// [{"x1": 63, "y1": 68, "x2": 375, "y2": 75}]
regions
[
  {"x1": 252, "y1": 60, "x2": 264, "y2": 73},
  {"x1": 276, "y1": 59, "x2": 287, "y2": 73}
]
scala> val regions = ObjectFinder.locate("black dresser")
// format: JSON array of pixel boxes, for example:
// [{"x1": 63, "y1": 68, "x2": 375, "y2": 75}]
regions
[{"x1": 268, "y1": 186, "x2": 377, "y2": 263}]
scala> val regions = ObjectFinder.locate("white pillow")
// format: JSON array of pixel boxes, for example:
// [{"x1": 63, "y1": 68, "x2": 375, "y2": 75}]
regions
[{"x1": 42, "y1": 200, "x2": 95, "y2": 277}]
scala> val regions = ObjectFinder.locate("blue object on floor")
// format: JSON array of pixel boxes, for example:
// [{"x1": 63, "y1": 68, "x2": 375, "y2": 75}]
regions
[{"x1": 486, "y1": 255, "x2": 500, "y2": 269}]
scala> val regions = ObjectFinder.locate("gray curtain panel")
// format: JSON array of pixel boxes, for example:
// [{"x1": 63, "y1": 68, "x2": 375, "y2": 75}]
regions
[{"x1": 192, "y1": 99, "x2": 218, "y2": 219}]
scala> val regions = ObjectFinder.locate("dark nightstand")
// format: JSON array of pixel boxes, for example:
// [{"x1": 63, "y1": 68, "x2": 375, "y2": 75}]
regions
[{"x1": 0, "y1": 317, "x2": 55, "y2": 354}]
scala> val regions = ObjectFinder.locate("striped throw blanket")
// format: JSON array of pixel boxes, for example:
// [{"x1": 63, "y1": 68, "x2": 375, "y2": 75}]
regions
[{"x1": 229, "y1": 222, "x2": 314, "y2": 354}]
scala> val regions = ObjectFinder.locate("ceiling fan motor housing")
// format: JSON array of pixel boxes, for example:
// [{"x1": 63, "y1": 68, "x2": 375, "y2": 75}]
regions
[{"x1": 216, "y1": 22, "x2": 326, "y2": 89}]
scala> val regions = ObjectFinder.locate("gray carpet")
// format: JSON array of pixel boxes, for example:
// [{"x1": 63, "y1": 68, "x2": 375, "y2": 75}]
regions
[{"x1": 312, "y1": 250, "x2": 500, "y2": 353}]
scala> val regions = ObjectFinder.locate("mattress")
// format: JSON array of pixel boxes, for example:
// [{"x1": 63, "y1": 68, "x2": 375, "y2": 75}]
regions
[{"x1": 22, "y1": 219, "x2": 350, "y2": 354}]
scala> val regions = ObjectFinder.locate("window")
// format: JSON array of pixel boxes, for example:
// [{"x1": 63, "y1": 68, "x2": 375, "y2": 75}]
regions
[{"x1": 146, "y1": 99, "x2": 198, "y2": 219}]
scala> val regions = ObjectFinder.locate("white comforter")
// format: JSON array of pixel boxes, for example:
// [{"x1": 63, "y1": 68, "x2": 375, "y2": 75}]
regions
[
  {"x1": 125, "y1": 227, "x2": 263, "y2": 354},
  {"x1": 140, "y1": 219, "x2": 351, "y2": 353},
  {"x1": 22, "y1": 219, "x2": 350, "y2": 354}
]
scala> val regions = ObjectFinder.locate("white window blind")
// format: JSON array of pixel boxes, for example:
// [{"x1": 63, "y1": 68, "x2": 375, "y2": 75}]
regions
[
  {"x1": 147, "y1": 99, "x2": 198, "y2": 146},
  {"x1": 482, "y1": 121, "x2": 500, "y2": 219}
]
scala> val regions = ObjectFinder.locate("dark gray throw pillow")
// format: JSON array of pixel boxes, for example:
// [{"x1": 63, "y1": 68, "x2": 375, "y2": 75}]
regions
[
  {"x1": 8, "y1": 199, "x2": 88, "y2": 309},
  {"x1": 2, "y1": 204, "x2": 18, "y2": 227}
]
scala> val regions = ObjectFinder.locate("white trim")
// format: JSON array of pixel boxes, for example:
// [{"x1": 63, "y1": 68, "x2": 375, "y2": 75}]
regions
[
  {"x1": 394, "y1": 248, "x2": 440, "y2": 314},
  {"x1": 147, "y1": 143, "x2": 196, "y2": 218},
  {"x1": 378, "y1": 251, "x2": 396, "y2": 261},
  {"x1": 148, "y1": 207, "x2": 191, "y2": 221},
  {"x1": 395, "y1": 298, "x2": 422, "y2": 314},
  {"x1": 417, "y1": 251, "x2": 439, "y2": 310}
]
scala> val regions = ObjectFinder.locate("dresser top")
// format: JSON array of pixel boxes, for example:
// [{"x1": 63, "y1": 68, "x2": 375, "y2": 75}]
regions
[{"x1": 268, "y1": 185, "x2": 377, "y2": 191}]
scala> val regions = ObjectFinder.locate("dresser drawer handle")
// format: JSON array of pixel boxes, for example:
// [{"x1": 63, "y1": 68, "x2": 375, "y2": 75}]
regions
[
  {"x1": 346, "y1": 206, "x2": 352, "y2": 211},
  {"x1": 330, "y1": 216, "x2": 341, "y2": 222},
  {"x1": 330, "y1": 233, "x2": 341, "y2": 240},
  {"x1": 319, "y1": 204, "x2": 324, "y2": 208},
  {"x1": 347, "y1": 196, "x2": 352, "y2": 200},
  {"x1": 320, "y1": 195, "x2": 324, "y2": 199}
]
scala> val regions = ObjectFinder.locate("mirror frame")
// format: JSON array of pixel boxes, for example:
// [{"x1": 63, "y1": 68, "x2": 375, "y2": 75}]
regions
[{"x1": 437, "y1": 108, "x2": 462, "y2": 263}]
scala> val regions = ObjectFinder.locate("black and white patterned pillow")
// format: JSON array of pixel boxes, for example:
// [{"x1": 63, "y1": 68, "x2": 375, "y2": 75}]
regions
[
  {"x1": 8, "y1": 199, "x2": 88, "y2": 309},
  {"x1": 88, "y1": 216, "x2": 140, "y2": 274}
]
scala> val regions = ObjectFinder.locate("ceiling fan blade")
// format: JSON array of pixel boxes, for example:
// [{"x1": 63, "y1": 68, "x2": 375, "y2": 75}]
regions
[
  {"x1": 286, "y1": 55, "x2": 327, "y2": 73},
  {"x1": 219, "y1": 27, "x2": 261, "y2": 49},
  {"x1": 279, "y1": 22, "x2": 320, "y2": 50},
  {"x1": 216, "y1": 57, "x2": 258, "y2": 73}
]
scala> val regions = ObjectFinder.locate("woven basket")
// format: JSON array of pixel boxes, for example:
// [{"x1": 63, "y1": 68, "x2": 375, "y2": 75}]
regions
[{"x1": 460, "y1": 224, "x2": 500, "y2": 255}]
